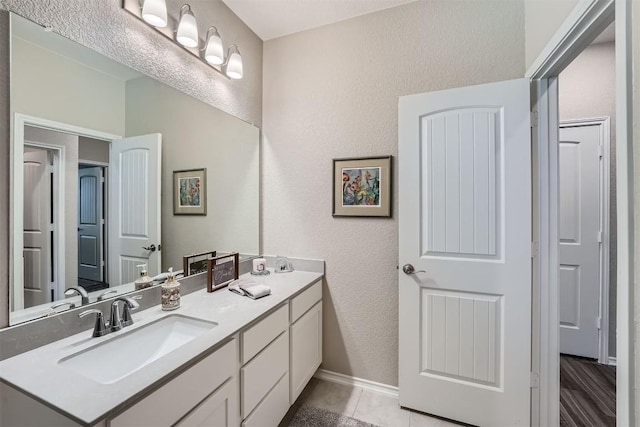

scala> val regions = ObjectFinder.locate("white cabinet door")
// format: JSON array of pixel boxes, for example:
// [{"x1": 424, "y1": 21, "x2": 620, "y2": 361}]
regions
[
  {"x1": 398, "y1": 79, "x2": 532, "y2": 426},
  {"x1": 290, "y1": 301, "x2": 322, "y2": 404},
  {"x1": 177, "y1": 379, "x2": 239, "y2": 427}
]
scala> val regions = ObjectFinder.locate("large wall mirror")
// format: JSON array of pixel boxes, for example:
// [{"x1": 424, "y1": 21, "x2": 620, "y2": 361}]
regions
[{"x1": 9, "y1": 13, "x2": 260, "y2": 325}]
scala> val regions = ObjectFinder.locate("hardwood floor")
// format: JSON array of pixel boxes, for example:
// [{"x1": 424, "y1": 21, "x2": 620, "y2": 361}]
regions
[{"x1": 560, "y1": 355, "x2": 616, "y2": 427}]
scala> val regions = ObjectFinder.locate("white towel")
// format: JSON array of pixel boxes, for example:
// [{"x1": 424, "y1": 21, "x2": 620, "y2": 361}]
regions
[{"x1": 229, "y1": 279, "x2": 271, "y2": 299}]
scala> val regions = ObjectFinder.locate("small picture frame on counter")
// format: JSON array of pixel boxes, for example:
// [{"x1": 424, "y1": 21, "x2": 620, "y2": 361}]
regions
[
  {"x1": 183, "y1": 250, "x2": 217, "y2": 277},
  {"x1": 207, "y1": 252, "x2": 240, "y2": 292}
]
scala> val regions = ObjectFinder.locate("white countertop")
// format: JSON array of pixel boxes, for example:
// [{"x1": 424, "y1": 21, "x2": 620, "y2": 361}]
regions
[{"x1": 0, "y1": 269, "x2": 323, "y2": 425}]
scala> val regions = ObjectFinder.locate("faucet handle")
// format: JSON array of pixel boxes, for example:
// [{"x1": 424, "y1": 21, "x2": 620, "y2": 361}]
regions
[
  {"x1": 78, "y1": 309, "x2": 109, "y2": 337},
  {"x1": 121, "y1": 296, "x2": 142, "y2": 327},
  {"x1": 51, "y1": 301, "x2": 76, "y2": 311},
  {"x1": 97, "y1": 289, "x2": 117, "y2": 301}
]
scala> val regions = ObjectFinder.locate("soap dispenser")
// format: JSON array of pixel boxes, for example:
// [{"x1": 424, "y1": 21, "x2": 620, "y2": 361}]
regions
[
  {"x1": 134, "y1": 264, "x2": 153, "y2": 290},
  {"x1": 161, "y1": 267, "x2": 181, "y2": 311}
]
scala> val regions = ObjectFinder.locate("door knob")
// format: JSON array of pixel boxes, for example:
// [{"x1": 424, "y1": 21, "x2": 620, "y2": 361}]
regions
[
  {"x1": 402, "y1": 264, "x2": 426, "y2": 275},
  {"x1": 142, "y1": 244, "x2": 156, "y2": 252}
]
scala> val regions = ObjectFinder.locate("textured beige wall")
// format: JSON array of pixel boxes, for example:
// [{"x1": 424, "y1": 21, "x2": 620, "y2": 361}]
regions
[
  {"x1": 262, "y1": 0, "x2": 525, "y2": 386},
  {"x1": 12, "y1": 37, "x2": 126, "y2": 136},
  {"x1": 524, "y1": 0, "x2": 580, "y2": 68},
  {"x1": 558, "y1": 41, "x2": 616, "y2": 356},
  {"x1": 125, "y1": 77, "x2": 259, "y2": 272}
]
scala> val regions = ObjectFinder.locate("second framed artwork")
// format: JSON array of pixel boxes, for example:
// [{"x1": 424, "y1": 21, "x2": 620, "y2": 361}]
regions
[
  {"x1": 173, "y1": 168, "x2": 207, "y2": 215},
  {"x1": 333, "y1": 155, "x2": 392, "y2": 217}
]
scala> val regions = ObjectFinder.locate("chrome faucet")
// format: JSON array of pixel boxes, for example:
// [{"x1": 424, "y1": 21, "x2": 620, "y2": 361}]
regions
[
  {"x1": 64, "y1": 286, "x2": 90, "y2": 305},
  {"x1": 78, "y1": 309, "x2": 109, "y2": 337},
  {"x1": 109, "y1": 296, "x2": 141, "y2": 332},
  {"x1": 78, "y1": 295, "x2": 142, "y2": 338}
]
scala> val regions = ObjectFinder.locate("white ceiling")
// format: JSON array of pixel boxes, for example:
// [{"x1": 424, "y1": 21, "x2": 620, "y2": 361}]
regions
[{"x1": 222, "y1": 0, "x2": 417, "y2": 41}]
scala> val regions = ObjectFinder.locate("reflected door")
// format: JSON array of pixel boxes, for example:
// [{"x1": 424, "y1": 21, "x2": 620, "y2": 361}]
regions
[
  {"x1": 398, "y1": 79, "x2": 532, "y2": 426},
  {"x1": 558, "y1": 123, "x2": 602, "y2": 358},
  {"x1": 78, "y1": 166, "x2": 104, "y2": 283},
  {"x1": 23, "y1": 148, "x2": 52, "y2": 308},
  {"x1": 109, "y1": 134, "x2": 162, "y2": 285}
]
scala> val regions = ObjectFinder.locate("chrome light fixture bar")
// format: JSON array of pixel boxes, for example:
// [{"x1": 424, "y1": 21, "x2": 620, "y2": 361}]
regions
[{"x1": 123, "y1": 0, "x2": 243, "y2": 79}]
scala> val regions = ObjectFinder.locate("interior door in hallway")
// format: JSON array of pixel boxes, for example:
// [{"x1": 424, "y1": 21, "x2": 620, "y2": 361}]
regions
[
  {"x1": 78, "y1": 166, "x2": 104, "y2": 283},
  {"x1": 558, "y1": 122, "x2": 603, "y2": 359},
  {"x1": 23, "y1": 148, "x2": 52, "y2": 308},
  {"x1": 398, "y1": 79, "x2": 531, "y2": 426}
]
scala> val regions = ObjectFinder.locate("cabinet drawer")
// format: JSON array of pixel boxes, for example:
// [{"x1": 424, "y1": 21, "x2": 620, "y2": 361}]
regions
[
  {"x1": 241, "y1": 331, "x2": 289, "y2": 418},
  {"x1": 109, "y1": 339, "x2": 236, "y2": 427},
  {"x1": 290, "y1": 280, "x2": 322, "y2": 323},
  {"x1": 290, "y1": 301, "x2": 322, "y2": 404},
  {"x1": 242, "y1": 373, "x2": 289, "y2": 427},
  {"x1": 176, "y1": 378, "x2": 238, "y2": 427},
  {"x1": 241, "y1": 303, "x2": 288, "y2": 364}
]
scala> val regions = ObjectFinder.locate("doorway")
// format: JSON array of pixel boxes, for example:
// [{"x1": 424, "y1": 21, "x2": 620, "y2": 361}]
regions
[
  {"x1": 78, "y1": 164, "x2": 108, "y2": 292},
  {"x1": 556, "y1": 29, "x2": 617, "y2": 426},
  {"x1": 527, "y1": 0, "x2": 632, "y2": 425}
]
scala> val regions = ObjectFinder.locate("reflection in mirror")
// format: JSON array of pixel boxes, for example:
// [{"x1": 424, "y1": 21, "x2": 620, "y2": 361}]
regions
[{"x1": 9, "y1": 13, "x2": 259, "y2": 325}]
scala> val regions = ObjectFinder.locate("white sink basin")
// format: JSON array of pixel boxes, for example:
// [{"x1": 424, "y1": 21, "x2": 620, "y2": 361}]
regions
[{"x1": 59, "y1": 314, "x2": 218, "y2": 384}]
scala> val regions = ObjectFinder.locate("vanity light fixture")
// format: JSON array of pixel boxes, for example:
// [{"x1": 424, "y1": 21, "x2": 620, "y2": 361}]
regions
[
  {"x1": 203, "y1": 26, "x2": 224, "y2": 65},
  {"x1": 123, "y1": 0, "x2": 243, "y2": 79},
  {"x1": 176, "y1": 4, "x2": 199, "y2": 48},
  {"x1": 224, "y1": 45, "x2": 243, "y2": 79},
  {"x1": 141, "y1": 0, "x2": 167, "y2": 27}
]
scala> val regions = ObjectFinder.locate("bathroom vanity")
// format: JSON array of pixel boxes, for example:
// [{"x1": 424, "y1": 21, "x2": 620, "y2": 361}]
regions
[{"x1": 0, "y1": 268, "x2": 323, "y2": 427}]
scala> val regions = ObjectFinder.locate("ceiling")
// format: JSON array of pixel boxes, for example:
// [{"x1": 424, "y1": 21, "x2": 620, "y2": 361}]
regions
[{"x1": 221, "y1": 0, "x2": 417, "y2": 41}]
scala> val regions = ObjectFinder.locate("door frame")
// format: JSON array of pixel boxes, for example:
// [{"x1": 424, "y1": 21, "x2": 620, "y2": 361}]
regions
[
  {"x1": 526, "y1": 0, "x2": 633, "y2": 425},
  {"x1": 559, "y1": 117, "x2": 611, "y2": 365},
  {"x1": 10, "y1": 113, "x2": 120, "y2": 312}
]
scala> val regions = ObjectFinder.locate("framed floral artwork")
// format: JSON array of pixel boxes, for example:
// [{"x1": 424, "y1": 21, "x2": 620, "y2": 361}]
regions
[
  {"x1": 332, "y1": 156, "x2": 392, "y2": 217},
  {"x1": 173, "y1": 168, "x2": 207, "y2": 215}
]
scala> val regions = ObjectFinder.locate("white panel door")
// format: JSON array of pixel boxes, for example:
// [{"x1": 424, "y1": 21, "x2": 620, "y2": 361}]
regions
[
  {"x1": 558, "y1": 123, "x2": 602, "y2": 358},
  {"x1": 23, "y1": 149, "x2": 52, "y2": 308},
  {"x1": 78, "y1": 166, "x2": 103, "y2": 282},
  {"x1": 398, "y1": 79, "x2": 531, "y2": 426},
  {"x1": 109, "y1": 134, "x2": 161, "y2": 285}
]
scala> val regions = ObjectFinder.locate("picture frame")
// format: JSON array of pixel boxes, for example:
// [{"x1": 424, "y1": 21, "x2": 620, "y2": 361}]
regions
[
  {"x1": 206, "y1": 252, "x2": 239, "y2": 292},
  {"x1": 183, "y1": 250, "x2": 217, "y2": 277},
  {"x1": 332, "y1": 155, "x2": 392, "y2": 217},
  {"x1": 173, "y1": 168, "x2": 207, "y2": 215}
]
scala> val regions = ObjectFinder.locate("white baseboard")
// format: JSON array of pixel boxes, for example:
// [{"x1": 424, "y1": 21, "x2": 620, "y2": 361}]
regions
[
  {"x1": 313, "y1": 369, "x2": 399, "y2": 398},
  {"x1": 609, "y1": 357, "x2": 617, "y2": 366}
]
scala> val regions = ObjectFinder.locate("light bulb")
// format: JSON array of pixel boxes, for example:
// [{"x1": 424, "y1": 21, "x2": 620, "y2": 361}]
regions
[
  {"x1": 176, "y1": 5, "x2": 199, "y2": 48},
  {"x1": 204, "y1": 27, "x2": 224, "y2": 65},
  {"x1": 225, "y1": 46, "x2": 243, "y2": 79},
  {"x1": 141, "y1": 0, "x2": 167, "y2": 27}
]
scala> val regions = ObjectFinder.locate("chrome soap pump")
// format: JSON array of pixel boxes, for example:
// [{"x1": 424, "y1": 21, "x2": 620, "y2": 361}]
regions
[{"x1": 161, "y1": 267, "x2": 181, "y2": 311}]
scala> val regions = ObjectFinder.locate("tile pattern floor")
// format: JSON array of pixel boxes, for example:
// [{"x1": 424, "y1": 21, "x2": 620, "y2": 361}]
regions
[{"x1": 280, "y1": 378, "x2": 463, "y2": 427}]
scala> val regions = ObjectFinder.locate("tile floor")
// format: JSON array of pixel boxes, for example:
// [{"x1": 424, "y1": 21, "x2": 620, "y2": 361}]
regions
[{"x1": 281, "y1": 378, "x2": 463, "y2": 427}]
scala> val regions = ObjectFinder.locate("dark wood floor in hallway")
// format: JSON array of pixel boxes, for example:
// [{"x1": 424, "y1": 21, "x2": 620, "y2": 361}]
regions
[{"x1": 560, "y1": 355, "x2": 616, "y2": 427}]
